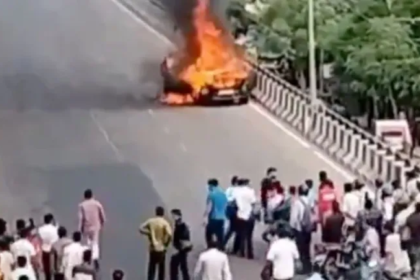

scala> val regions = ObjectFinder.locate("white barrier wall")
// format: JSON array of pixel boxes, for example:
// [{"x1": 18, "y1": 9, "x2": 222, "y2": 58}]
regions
[{"x1": 250, "y1": 64, "x2": 411, "y2": 185}]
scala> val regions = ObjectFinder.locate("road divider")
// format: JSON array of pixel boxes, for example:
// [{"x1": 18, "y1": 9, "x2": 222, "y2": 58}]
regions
[{"x1": 249, "y1": 62, "x2": 411, "y2": 186}]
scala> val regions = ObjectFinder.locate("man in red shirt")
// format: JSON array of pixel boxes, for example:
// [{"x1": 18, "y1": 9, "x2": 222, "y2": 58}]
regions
[{"x1": 317, "y1": 171, "x2": 337, "y2": 225}]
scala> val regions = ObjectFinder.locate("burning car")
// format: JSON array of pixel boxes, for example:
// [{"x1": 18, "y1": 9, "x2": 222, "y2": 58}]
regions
[{"x1": 159, "y1": 0, "x2": 255, "y2": 106}]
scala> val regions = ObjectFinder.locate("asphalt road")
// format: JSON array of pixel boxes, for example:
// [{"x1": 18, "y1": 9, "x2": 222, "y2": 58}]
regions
[{"x1": 0, "y1": 0, "x2": 353, "y2": 278}]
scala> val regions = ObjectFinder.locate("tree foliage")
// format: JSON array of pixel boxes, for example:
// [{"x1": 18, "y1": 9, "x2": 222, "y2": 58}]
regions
[{"x1": 227, "y1": 0, "x2": 420, "y2": 118}]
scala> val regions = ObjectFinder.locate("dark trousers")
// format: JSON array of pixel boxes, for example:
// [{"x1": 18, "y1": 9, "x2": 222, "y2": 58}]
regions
[
  {"x1": 148, "y1": 251, "x2": 166, "y2": 280},
  {"x1": 295, "y1": 230, "x2": 312, "y2": 273},
  {"x1": 42, "y1": 251, "x2": 52, "y2": 280},
  {"x1": 205, "y1": 219, "x2": 225, "y2": 250},
  {"x1": 170, "y1": 251, "x2": 190, "y2": 280},
  {"x1": 233, "y1": 218, "x2": 254, "y2": 259},
  {"x1": 53, "y1": 273, "x2": 64, "y2": 280}
]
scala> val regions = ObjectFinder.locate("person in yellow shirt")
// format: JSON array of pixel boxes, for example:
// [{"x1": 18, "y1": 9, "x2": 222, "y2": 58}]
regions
[{"x1": 140, "y1": 206, "x2": 172, "y2": 280}]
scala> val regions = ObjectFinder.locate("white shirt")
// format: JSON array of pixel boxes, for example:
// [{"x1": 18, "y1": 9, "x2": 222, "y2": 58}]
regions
[
  {"x1": 225, "y1": 186, "x2": 237, "y2": 202},
  {"x1": 384, "y1": 233, "x2": 411, "y2": 274},
  {"x1": 406, "y1": 178, "x2": 419, "y2": 200},
  {"x1": 382, "y1": 196, "x2": 395, "y2": 222},
  {"x1": 395, "y1": 204, "x2": 415, "y2": 232},
  {"x1": 38, "y1": 224, "x2": 59, "y2": 252},
  {"x1": 11, "y1": 267, "x2": 37, "y2": 280},
  {"x1": 193, "y1": 248, "x2": 232, "y2": 280},
  {"x1": 290, "y1": 198, "x2": 305, "y2": 231},
  {"x1": 62, "y1": 242, "x2": 88, "y2": 280},
  {"x1": 342, "y1": 192, "x2": 361, "y2": 225},
  {"x1": 0, "y1": 251, "x2": 15, "y2": 280},
  {"x1": 232, "y1": 186, "x2": 257, "y2": 220},
  {"x1": 10, "y1": 239, "x2": 36, "y2": 268},
  {"x1": 266, "y1": 237, "x2": 299, "y2": 280}
]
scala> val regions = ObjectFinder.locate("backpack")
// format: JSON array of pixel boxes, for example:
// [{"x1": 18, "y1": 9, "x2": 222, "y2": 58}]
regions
[{"x1": 300, "y1": 199, "x2": 316, "y2": 233}]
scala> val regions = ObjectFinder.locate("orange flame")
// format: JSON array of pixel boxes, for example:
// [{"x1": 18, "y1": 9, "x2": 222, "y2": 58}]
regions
[{"x1": 161, "y1": 0, "x2": 249, "y2": 105}]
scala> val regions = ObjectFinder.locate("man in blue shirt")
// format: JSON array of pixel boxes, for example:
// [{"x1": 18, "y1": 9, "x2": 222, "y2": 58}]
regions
[{"x1": 204, "y1": 178, "x2": 228, "y2": 250}]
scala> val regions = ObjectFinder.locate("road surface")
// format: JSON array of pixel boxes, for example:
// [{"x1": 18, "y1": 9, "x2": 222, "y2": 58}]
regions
[{"x1": 0, "y1": 0, "x2": 352, "y2": 278}]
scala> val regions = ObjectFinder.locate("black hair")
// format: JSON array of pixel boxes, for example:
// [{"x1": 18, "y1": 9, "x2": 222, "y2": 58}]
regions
[
  {"x1": 289, "y1": 186, "x2": 297, "y2": 195},
  {"x1": 319, "y1": 171, "x2": 327, "y2": 181},
  {"x1": 171, "y1": 209, "x2": 182, "y2": 216},
  {"x1": 58, "y1": 226, "x2": 67, "y2": 238},
  {"x1": 207, "y1": 178, "x2": 218, "y2": 187},
  {"x1": 231, "y1": 176, "x2": 238, "y2": 186},
  {"x1": 73, "y1": 231, "x2": 82, "y2": 242},
  {"x1": 365, "y1": 198, "x2": 373, "y2": 210},
  {"x1": 16, "y1": 256, "x2": 27, "y2": 267},
  {"x1": 44, "y1": 213, "x2": 54, "y2": 224},
  {"x1": 344, "y1": 183, "x2": 353, "y2": 193},
  {"x1": 18, "y1": 276, "x2": 29, "y2": 280},
  {"x1": 354, "y1": 180, "x2": 363, "y2": 190},
  {"x1": 112, "y1": 269, "x2": 125, "y2": 280},
  {"x1": 84, "y1": 189, "x2": 93, "y2": 199},
  {"x1": 16, "y1": 219, "x2": 26, "y2": 232},
  {"x1": 305, "y1": 179, "x2": 313, "y2": 187},
  {"x1": 267, "y1": 167, "x2": 276, "y2": 175},
  {"x1": 298, "y1": 185, "x2": 307, "y2": 196},
  {"x1": 83, "y1": 249, "x2": 92, "y2": 262},
  {"x1": 155, "y1": 206, "x2": 165, "y2": 217},
  {"x1": 416, "y1": 202, "x2": 420, "y2": 213},
  {"x1": 0, "y1": 240, "x2": 8, "y2": 250},
  {"x1": 0, "y1": 219, "x2": 6, "y2": 235}
]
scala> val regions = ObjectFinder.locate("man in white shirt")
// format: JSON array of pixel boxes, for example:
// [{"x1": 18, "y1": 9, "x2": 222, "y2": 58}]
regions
[
  {"x1": 11, "y1": 256, "x2": 37, "y2": 280},
  {"x1": 0, "y1": 239, "x2": 14, "y2": 280},
  {"x1": 231, "y1": 178, "x2": 257, "y2": 259},
  {"x1": 193, "y1": 237, "x2": 232, "y2": 280},
  {"x1": 264, "y1": 230, "x2": 299, "y2": 280},
  {"x1": 10, "y1": 229, "x2": 36, "y2": 270},
  {"x1": 342, "y1": 183, "x2": 361, "y2": 227},
  {"x1": 38, "y1": 213, "x2": 59, "y2": 280},
  {"x1": 62, "y1": 232, "x2": 87, "y2": 280}
]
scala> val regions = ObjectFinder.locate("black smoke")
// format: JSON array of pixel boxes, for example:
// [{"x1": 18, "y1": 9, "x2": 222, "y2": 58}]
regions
[{"x1": 150, "y1": 0, "x2": 230, "y2": 39}]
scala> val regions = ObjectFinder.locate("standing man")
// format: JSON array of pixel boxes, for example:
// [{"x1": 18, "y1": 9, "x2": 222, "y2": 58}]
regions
[
  {"x1": 38, "y1": 214, "x2": 59, "y2": 280},
  {"x1": 261, "y1": 168, "x2": 282, "y2": 221},
  {"x1": 261, "y1": 228, "x2": 300, "y2": 280},
  {"x1": 224, "y1": 176, "x2": 239, "y2": 249},
  {"x1": 51, "y1": 226, "x2": 72, "y2": 280},
  {"x1": 170, "y1": 209, "x2": 191, "y2": 280},
  {"x1": 317, "y1": 171, "x2": 337, "y2": 225},
  {"x1": 193, "y1": 237, "x2": 232, "y2": 280},
  {"x1": 62, "y1": 232, "x2": 87, "y2": 280},
  {"x1": 78, "y1": 189, "x2": 106, "y2": 269},
  {"x1": 72, "y1": 250, "x2": 97, "y2": 280},
  {"x1": 204, "y1": 179, "x2": 228, "y2": 250},
  {"x1": 232, "y1": 178, "x2": 257, "y2": 259},
  {"x1": 140, "y1": 206, "x2": 172, "y2": 280}
]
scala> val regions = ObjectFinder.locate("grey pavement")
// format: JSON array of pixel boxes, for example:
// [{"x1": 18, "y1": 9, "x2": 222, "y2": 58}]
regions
[{"x1": 0, "y1": 0, "x2": 352, "y2": 278}]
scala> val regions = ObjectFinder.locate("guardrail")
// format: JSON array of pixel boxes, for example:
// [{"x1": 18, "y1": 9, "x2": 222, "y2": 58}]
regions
[{"x1": 249, "y1": 62, "x2": 412, "y2": 186}]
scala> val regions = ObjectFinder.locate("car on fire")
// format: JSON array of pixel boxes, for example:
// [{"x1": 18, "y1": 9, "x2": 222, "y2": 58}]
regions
[{"x1": 160, "y1": 54, "x2": 256, "y2": 105}]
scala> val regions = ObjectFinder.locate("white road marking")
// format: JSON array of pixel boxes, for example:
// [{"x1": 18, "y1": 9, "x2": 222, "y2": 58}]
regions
[
  {"x1": 106, "y1": 0, "x2": 355, "y2": 180},
  {"x1": 90, "y1": 111, "x2": 124, "y2": 162}
]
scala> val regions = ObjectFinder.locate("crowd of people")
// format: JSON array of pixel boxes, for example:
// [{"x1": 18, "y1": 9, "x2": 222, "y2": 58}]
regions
[
  {"x1": 2, "y1": 167, "x2": 420, "y2": 280},
  {"x1": 0, "y1": 189, "x2": 113, "y2": 280}
]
